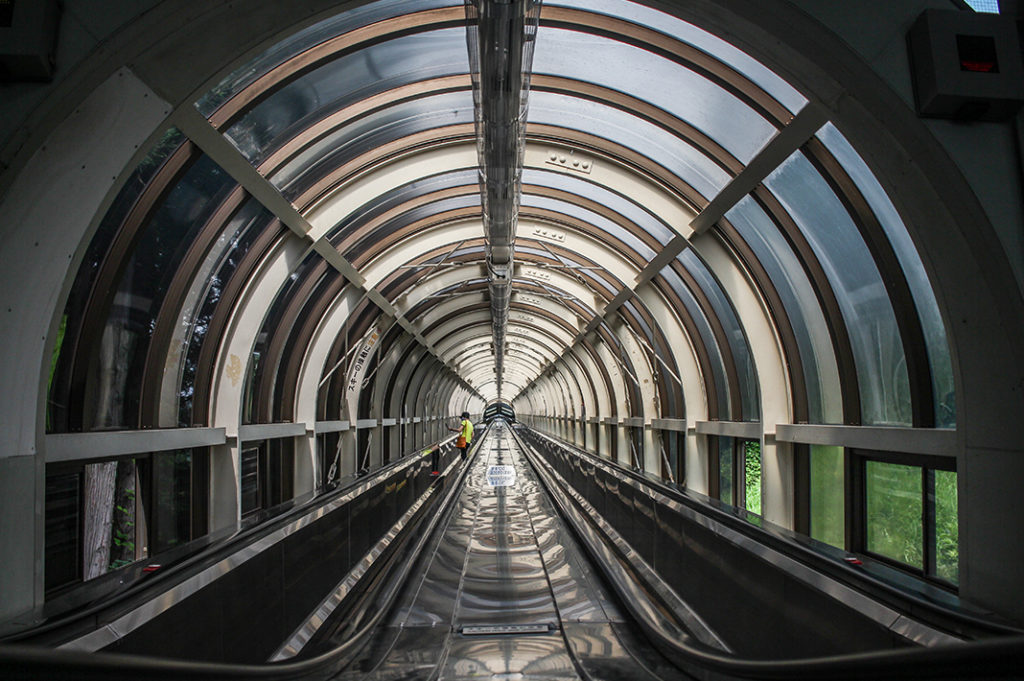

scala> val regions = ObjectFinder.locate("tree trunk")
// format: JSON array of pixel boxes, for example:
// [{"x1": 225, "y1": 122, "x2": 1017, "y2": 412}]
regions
[{"x1": 82, "y1": 461, "x2": 117, "y2": 579}]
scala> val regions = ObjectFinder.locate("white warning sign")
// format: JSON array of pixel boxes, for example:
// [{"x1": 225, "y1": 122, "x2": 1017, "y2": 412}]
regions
[{"x1": 486, "y1": 465, "x2": 517, "y2": 487}]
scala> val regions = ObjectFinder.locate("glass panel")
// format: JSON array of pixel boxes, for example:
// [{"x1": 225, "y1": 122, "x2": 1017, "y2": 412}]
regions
[
  {"x1": 866, "y1": 461, "x2": 922, "y2": 569},
  {"x1": 658, "y1": 265, "x2": 730, "y2": 418},
  {"x1": 810, "y1": 445, "x2": 845, "y2": 548},
  {"x1": 935, "y1": 469, "x2": 959, "y2": 583},
  {"x1": 534, "y1": 27, "x2": 776, "y2": 163},
  {"x1": 521, "y1": 194, "x2": 659, "y2": 262},
  {"x1": 224, "y1": 28, "x2": 470, "y2": 166},
  {"x1": 765, "y1": 152, "x2": 910, "y2": 426},
  {"x1": 744, "y1": 440, "x2": 761, "y2": 514},
  {"x1": 529, "y1": 91, "x2": 731, "y2": 200},
  {"x1": 816, "y1": 123, "x2": 955, "y2": 428},
  {"x1": 523, "y1": 167, "x2": 675, "y2": 244},
  {"x1": 679, "y1": 249, "x2": 760, "y2": 420},
  {"x1": 240, "y1": 446, "x2": 261, "y2": 516},
  {"x1": 321, "y1": 168, "x2": 478, "y2": 245},
  {"x1": 45, "y1": 472, "x2": 81, "y2": 592},
  {"x1": 270, "y1": 91, "x2": 476, "y2": 196},
  {"x1": 81, "y1": 458, "x2": 149, "y2": 577},
  {"x1": 718, "y1": 436, "x2": 733, "y2": 504},
  {"x1": 195, "y1": 0, "x2": 459, "y2": 115},
  {"x1": 319, "y1": 431, "x2": 343, "y2": 488},
  {"x1": 87, "y1": 154, "x2": 238, "y2": 430},
  {"x1": 48, "y1": 129, "x2": 188, "y2": 433},
  {"x1": 151, "y1": 449, "x2": 193, "y2": 554},
  {"x1": 343, "y1": 193, "x2": 479, "y2": 261},
  {"x1": 726, "y1": 197, "x2": 842, "y2": 423},
  {"x1": 267, "y1": 437, "x2": 295, "y2": 505},
  {"x1": 174, "y1": 200, "x2": 277, "y2": 427},
  {"x1": 548, "y1": 0, "x2": 807, "y2": 112},
  {"x1": 242, "y1": 251, "x2": 323, "y2": 424}
]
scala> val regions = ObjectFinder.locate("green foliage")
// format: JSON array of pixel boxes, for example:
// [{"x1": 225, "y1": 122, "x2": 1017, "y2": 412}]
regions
[
  {"x1": 935, "y1": 470, "x2": 959, "y2": 583},
  {"x1": 46, "y1": 315, "x2": 68, "y2": 431},
  {"x1": 810, "y1": 446, "x2": 845, "y2": 549},
  {"x1": 866, "y1": 461, "x2": 923, "y2": 569},
  {"x1": 744, "y1": 441, "x2": 761, "y2": 515}
]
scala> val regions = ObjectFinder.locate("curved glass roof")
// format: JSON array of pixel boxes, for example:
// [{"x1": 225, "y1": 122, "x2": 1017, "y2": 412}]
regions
[{"x1": 46, "y1": 0, "x2": 953, "y2": 438}]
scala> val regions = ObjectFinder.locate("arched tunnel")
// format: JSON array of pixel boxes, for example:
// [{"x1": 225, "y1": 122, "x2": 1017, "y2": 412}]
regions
[{"x1": 2, "y1": 0, "x2": 1024, "y2": 678}]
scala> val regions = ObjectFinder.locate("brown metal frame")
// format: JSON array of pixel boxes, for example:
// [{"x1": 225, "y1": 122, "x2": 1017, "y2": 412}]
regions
[
  {"x1": 714, "y1": 219, "x2": 810, "y2": 423},
  {"x1": 139, "y1": 185, "x2": 250, "y2": 426},
  {"x1": 802, "y1": 137, "x2": 935, "y2": 427},
  {"x1": 648, "y1": 271, "x2": 721, "y2": 421},
  {"x1": 751, "y1": 185, "x2": 862, "y2": 425},
  {"x1": 539, "y1": 6, "x2": 793, "y2": 128},
  {"x1": 63, "y1": 142, "x2": 197, "y2": 431}
]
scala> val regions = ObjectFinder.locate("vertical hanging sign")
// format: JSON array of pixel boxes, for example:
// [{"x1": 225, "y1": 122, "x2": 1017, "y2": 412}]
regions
[{"x1": 344, "y1": 323, "x2": 382, "y2": 422}]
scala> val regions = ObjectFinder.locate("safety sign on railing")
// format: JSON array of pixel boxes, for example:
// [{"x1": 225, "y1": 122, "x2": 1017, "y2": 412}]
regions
[{"x1": 486, "y1": 465, "x2": 516, "y2": 487}]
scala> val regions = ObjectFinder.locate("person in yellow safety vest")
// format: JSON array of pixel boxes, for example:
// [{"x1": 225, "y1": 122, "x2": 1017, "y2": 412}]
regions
[{"x1": 449, "y1": 411, "x2": 474, "y2": 461}]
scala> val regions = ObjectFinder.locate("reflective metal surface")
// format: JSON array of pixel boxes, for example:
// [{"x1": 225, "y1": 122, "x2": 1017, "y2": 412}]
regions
[{"x1": 337, "y1": 421, "x2": 688, "y2": 679}]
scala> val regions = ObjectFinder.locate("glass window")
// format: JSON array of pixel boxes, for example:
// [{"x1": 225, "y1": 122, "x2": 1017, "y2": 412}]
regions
[
  {"x1": 240, "y1": 446, "x2": 260, "y2": 516},
  {"x1": 174, "y1": 200, "x2": 278, "y2": 427},
  {"x1": 547, "y1": 0, "x2": 807, "y2": 113},
  {"x1": 270, "y1": 91, "x2": 476, "y2": 197},
  {"x1": 224, "y1": 28, "x2": 471, "y2": 166},
  {"x1": 87, "y1": 154, "x2": 238, "y2": 430},
  {"x1": 240, "y1": 438, "x2": 296, "y2": 521},
  {"x1": 318, "y1": 431, "x2": 343, "y2": 489},
  {"x1": 718, "y1": 435, "x2": 734, "y2": 503},
  {"x1": 195, "y1": 0, "x2": 459, "y2": 116},
  {"x1": 44, "y1": 472, "x2": 81, "y2": 592},
  {"x1": 521, "y1": 193, "x2": 659, "y2": 263},
  {"x1": 816, "y1": 123, "x2": 955, "y2": 428},
  {"x1": 743, "y1": 440, "x2": 761, "y2": 515},
  {"x1": 725, "y1": 197, "x2": 842, "y2": 424},
  {"x1": 242, "y1": 251, "x2": 323, "y2": 424},
  {"x1": 151, "y1": 450, "x2": 195, "y2": 554},
  {"x1": 866, "y1": 460, "x2": 923, "y2": 569},
  {"x1": 664, "y1": 430, "x2": 685, "y2": 484},
  {"x1": 534, "y1": 27, "x2": 777, "y2": 164},
  {"x1": 679, "y1": 249, "x2": 760, "y2": 421},
  {"x1": 44, "y1": 449, "x2": 206, "y2": 592},
  {"x1": 658, "y1": 264, "x2": 731, "y2": 419},
  {"x1": 524, "y1": 168, "x2": 675, "y2": 246},
  {"x1": 810, "y1": 445, "x2": 845, "y2": 549},
  {"x1": 528, "y1": 91, "x2": 731, "y2": 201},
  {"x1": 765, "y1": 152, "x2": 910, "y2": 426},
  {"x1": 934, "y1": 470, "x2": 959, "y2": 583},
  {"x1": 48, "y1": 129, "x2": 189, "y2": 433}
]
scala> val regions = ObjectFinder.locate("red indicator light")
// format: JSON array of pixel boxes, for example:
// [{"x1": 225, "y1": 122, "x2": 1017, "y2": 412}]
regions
[
  {"x1": 961, "y1": 60, "x2": 998, "y2": 73},
  {"x1": 957, "y1": 34, "x2": 999, "y2": 74}
]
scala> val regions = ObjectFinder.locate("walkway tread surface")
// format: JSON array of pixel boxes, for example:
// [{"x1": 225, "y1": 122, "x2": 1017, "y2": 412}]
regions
[{"x1": 334, "y1": 422, "x2": 689, "y2": 680}]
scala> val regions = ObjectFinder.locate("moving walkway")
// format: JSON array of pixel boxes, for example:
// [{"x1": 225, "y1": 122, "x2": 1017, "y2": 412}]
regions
[{"x1": 2, "y1": 420, "x2": 1022, "y2": 680}]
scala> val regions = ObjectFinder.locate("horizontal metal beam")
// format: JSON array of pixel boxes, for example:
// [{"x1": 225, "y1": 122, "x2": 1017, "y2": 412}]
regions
[
  {"x1": 314, "y1": 420, "x2": 351, "y2": 434},
  {"x1": 694, "y1": 420, "x2": 762, "y2": 439},
  {"x1": 239, "y1": 422, "x2": 306, "y2": 442},
  {"x1": 47, "y1": 427, "x2": 226, "y2": 462},
  {"x1": 776, "y1": 423, "x2": 957, "y2": 457},
  {"x1": 650, "y1": 417, "x2": 688, "y2": 432}
]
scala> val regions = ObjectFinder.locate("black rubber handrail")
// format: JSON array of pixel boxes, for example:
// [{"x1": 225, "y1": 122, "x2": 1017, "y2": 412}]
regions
[
  {"x1": 515, "y1": 426, "x2": 1024, "y2": 680},
  {"x1": 0, "y1": 433, "x2": 483, "y2": 680},
  {"x1": 520, "y1": 426, "x2": 1022, "y2": 638},
  {"x1": 3, "y1": 434, "x2": 463, "y2": 646}
]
